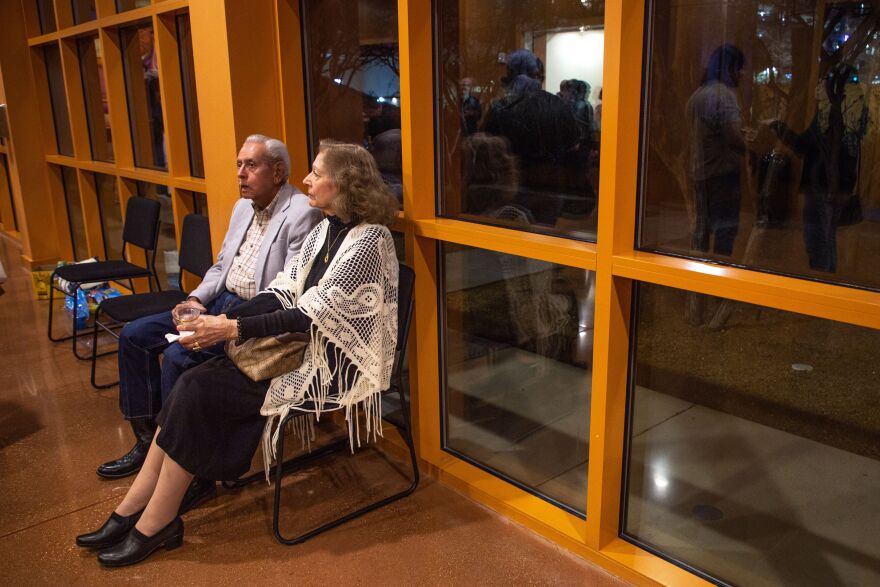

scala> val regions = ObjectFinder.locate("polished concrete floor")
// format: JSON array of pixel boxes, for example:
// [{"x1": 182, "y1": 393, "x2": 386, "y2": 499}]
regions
[
  {"x1": 627, "y1": 386, "x2": 880, "y2": 587},
  {"x1": 0, "y1": 235, "x2": 627, "y2": 586}
]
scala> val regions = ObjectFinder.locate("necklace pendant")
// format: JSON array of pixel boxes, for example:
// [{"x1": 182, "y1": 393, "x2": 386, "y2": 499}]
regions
[{"x1": 324, "y1": 252, "x2": 329, "y2": 263}]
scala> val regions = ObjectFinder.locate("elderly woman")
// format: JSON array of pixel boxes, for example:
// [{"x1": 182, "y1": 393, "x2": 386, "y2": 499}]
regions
[{"x1": 76, "y1": 140, "x2": 400, "y2": 566}]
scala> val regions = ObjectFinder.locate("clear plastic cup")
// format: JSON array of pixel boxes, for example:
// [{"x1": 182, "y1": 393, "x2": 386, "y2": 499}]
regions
[{"x1": 172, "y1": 305, "x2": 202, "y2": 325}]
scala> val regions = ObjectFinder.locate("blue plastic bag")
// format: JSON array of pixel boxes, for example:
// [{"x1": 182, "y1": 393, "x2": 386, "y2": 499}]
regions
[{"x1": 65, "y1": 289, "x2": 90, "y2": 330}]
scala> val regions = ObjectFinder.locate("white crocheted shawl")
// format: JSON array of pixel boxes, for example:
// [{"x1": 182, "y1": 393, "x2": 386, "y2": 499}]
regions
[{"x1": 258, "y1": 220, "x2": 399, "y2": 474}]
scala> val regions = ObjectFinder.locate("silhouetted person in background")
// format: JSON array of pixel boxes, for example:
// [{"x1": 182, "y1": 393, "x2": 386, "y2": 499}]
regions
[
  {"x1": 141, "y1": 29, "x2": 165, "y2": 169},
  {"x1": 686, "y1": 44, "x2": 749, "y2": 258},
  {"x1": 771, "y1": 63, "x2": 869, "y2": 273},
  {"x1": 460, "y1": 77, "x2": 482, "y2": 136},
  {"x1": 572, "y1": 80, "x2": 595, "y2": 149},
  {"x1": 483, "y1": 49, "x2": 581, "y2": 225},
  {"x1": 371, "y1": 128, "x2": 403, "y2": 203}
]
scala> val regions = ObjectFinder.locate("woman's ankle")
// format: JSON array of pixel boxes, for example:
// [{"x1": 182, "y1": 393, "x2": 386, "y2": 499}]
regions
[
  {"x1": 115, "y1": 500, "x2": 145, "y2": 517},
  {"x1": 134, "y1": 512, "x2": 175, "y2": 537}
]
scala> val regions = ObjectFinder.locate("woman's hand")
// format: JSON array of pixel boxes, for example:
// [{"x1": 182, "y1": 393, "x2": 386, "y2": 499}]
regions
[{"x1": 178, "y1": 314, "x2": 238, "y2": 351}]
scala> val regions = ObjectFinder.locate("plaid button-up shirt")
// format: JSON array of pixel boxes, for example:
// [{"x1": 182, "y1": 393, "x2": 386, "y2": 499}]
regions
[{"x1": 224, "y1": 195, "x2": 279, "y2": 300}]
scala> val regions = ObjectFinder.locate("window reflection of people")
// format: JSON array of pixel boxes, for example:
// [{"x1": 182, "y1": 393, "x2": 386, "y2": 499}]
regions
[
  {"x1": 463, "y1": 133, "x2": 572, "y2": 359},
  {"x1": 686, "y1": 44, "x2": 749, "y2": 258},
  {"x1": 77, "y1": 141, "x2": 401, "y2": 567},
  {"x1": 460, "y1": 77, "x2": 481, "y2": 136},
  {"x1": 572, "y1": 80, "x2": 595, "y2": 149},
  {"x1": 483, "y1": 49, "x2": 581, "y2": 226},
  {"x1": 371, "y1": 128, "x2": 403, "y2": 203},
  {"x1": 140, "y1": 28, "x2": 165, "y2": 169},
  {"x1": 463, "y1": 132, "x2": 533, "y2": 224},
  {"x1": 771, "y1": 64, "x2": 870, "y2": 273}
]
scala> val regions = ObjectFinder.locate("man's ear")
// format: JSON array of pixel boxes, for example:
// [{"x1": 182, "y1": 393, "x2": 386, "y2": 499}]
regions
[{"x1": 273, "y1": 161, "x2": 285, "y2": 184}]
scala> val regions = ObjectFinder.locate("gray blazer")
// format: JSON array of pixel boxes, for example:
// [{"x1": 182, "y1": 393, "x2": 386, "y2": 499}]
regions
[{"x1": 189, "y1": 184, "x2": 322, "y2": 304}]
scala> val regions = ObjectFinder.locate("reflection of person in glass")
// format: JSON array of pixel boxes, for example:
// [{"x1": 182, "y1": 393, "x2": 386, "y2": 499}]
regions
[
  {"x1": 482, "y1": 49, "x2": 581, "y2": 226},
  {"x1": 463, "y1": 133, "x2": 571, "y2": 358},
  {"x1": 463, "y1": 133, "x2": 533, "y2": 224},
  {"x1": 686, "y1": 44, "x2": 749, "y2": 257},
  {"x1": 770, "y1": 63, "x2": 869, "y2": 273},
  {"x1": 460, "y1": 77, "x2": 481, "y2": 136},
  {"x1": 140, "y1": 28, "x2": 165, "y2": 169}
]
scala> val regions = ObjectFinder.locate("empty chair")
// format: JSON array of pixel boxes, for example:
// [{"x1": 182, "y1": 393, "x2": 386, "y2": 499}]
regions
[
  {"x1": 90, "y1": 214, "x2": 213, "y2": 388},
  {"x1": 47, "y1": 196, "x2": 162, "y2": 359}
]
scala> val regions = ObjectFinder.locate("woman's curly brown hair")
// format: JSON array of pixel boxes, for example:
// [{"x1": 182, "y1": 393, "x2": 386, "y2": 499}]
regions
[{"x1": 319, "y1": 139, "x2": 400, "y2": 227}]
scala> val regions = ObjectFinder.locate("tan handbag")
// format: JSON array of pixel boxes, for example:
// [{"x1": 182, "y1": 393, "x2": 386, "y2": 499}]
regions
[{"x1": 225, "y1": 332, "x2": 309, "y2": 382}]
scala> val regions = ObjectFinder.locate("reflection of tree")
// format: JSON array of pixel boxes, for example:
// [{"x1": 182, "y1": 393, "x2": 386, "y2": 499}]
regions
[
  {"x1": 359, "y1": 43, "x2": 399, "y2": 78},
  {"x1": 306, "y1": 3, "x2": 400, "y2": 113}
]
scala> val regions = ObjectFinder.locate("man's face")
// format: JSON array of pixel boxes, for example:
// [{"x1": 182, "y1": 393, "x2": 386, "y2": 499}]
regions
[{"x1": 236, "y1": 142, "x2": 283, "y2": 207}]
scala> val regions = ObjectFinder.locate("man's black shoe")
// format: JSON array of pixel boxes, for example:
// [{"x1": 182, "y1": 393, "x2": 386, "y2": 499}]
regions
[
  {"x1": 96, "y1": 418, "x2": 156, "y2": 479},
  {"x1": 96, "y1": 441, "x2": 149, "y2": 479},
  {"x1": 178, "y1": 477, "x2": 218, "y2": 516}
]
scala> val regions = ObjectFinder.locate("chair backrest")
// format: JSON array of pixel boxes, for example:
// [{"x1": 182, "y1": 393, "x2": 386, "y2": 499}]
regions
[
  {"x1": 121, "y1": 196, "x2": 162, "y2": 253},
  {"x1": 393, "y1": 264, "x2": 416, "y2": 374},
  {"x1": 177, "y1": 214, "x2": 214, "y2": 281}
]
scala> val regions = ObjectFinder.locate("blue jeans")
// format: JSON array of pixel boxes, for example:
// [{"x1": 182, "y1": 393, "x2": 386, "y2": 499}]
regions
[{"x1": 117, "y1": 290, "x2": 244, "y2": 420}]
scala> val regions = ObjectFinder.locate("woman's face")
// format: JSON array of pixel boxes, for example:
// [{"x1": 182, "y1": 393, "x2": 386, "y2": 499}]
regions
[{"x1": 303, "y1": 152, "x2": 338, "y2": 215}]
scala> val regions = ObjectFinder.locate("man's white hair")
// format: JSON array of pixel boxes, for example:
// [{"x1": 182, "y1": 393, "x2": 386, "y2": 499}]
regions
[{"x1": 244, "y1": 134, "x2": 291, "y2": 182}]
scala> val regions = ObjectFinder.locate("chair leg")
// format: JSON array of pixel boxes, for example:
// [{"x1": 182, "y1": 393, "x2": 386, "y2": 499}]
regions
[
  {"x1": 46, "y1": 274, "x2": 74, "y2": 343},
  {"x1": 271, "y1": 402, "x2": 420, "y2": 546},
  {"x1": 90, "y1": 308, "x2": 120, "y2": 389},
  {"x1": 69, "y1": 284, "x2": 94, "y2": 361}
]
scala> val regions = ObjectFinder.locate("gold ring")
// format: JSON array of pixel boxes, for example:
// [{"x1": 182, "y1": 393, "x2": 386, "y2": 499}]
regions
[{"x1": 193, "y1": 342, "x2": 201, "y2": 352}]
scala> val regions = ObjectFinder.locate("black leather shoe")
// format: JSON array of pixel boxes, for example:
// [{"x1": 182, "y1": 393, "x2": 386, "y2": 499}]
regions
[
  {"x1": 97, "y1": 517, "x2": 184, "y2": 567},
  {"x1": 96, "y1": 418, "x2": 156, "y2": 479},
  {"x1": 76, "y1": 509, "x2": 143, "y2": 549},
  {"x1": 178, "y1": 477, "x2": 218, "y2": 516},
  {"x1": 96, "y1": 442, "x2": 149, "y2": 479}
]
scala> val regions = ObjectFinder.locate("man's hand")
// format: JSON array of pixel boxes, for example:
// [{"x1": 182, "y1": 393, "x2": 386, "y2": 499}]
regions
[{"x1": 177, "y1": 314, "x2": 238, "y2": 351}]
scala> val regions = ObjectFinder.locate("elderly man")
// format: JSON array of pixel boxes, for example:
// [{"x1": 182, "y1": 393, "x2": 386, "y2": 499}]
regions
[{"x1": 96, "y1": 135, "x2": 322, "y2": 487}]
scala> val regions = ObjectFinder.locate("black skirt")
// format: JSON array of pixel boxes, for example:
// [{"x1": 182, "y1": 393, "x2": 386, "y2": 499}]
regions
[{"x1": 156, "y1": 356, "x2": 269, "y2": 481}]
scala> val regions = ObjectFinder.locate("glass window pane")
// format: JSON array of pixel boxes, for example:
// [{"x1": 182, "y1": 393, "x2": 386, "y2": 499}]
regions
[
  {"x1": 72, "y1": 0, "x2": 96, "y2": 24},
  {"x1": 436, "y1": 1, "x2": 605, "y2": 241},
  {"x1": 43, "y1": 44, "x2": 74, "y2": 156},
  {"x1": 302, "y1": 0, "x2": 402, "y2": 206},
  {"x1": 60, "y1": 166, "x2": 87, "y2": 260},
  {"x1": 37, "y1": 0, "x2": 57, "y2": 34},
  {"x1": 136, "y1": 182, "x2": 178, "y2": 288},
  {"x1": 623, "y1": 282, "x2": 880, "y2": 586},
  {"x1": 115, "y1": 0, "x2": 149, "y2": 13},
  {"x1": 94, "y1": 173, "x2": 122, "y2": 260},
  {"x1": 120, "y1": 23, "x2": 166, "y2": 171},
  {"x1": 441, "y1": 243, "x2": 594, "y2": 515},
  {"x1": 186, "y1": 190, "x2": 208, "y2": 217},
  {"x1": 639, "y1": 2, "x2": 880, "y2": 291},
  {"x1": 77, "y1": 35, "x2": 114, "y2": 162},
  {"x1": 0, "y1": 154, "x2": 19, "y2": 233},
  {"x1": 175, "y1": 13, "x2": 204, "y2": 178}
]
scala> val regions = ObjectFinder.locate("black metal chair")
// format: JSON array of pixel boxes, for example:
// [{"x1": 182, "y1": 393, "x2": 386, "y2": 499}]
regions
[
  {"x1": 224, "y1": 263, "x2": 419, "y2": 545},
  {"x1": 89, "y1": 214, "x2": 214, "y2": 389},
  {"x1": 48, "y1": 196, "x2": 162, "y2": 360}
]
